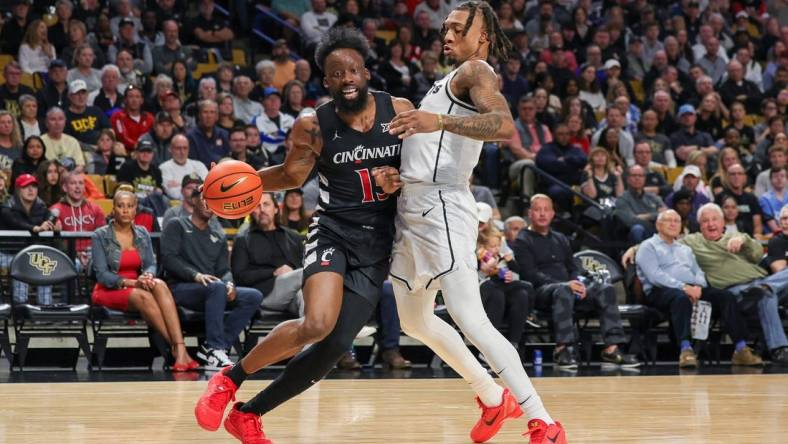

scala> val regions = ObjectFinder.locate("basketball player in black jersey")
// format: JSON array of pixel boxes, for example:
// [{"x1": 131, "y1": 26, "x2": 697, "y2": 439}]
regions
[{"x1": 194, "y1": 27, "x2": 415, "y2": 443}]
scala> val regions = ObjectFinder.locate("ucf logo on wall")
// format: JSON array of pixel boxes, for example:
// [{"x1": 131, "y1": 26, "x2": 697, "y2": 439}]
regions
[{"x1": 27, "y1": 252, "x2": 58, "y2": 276}]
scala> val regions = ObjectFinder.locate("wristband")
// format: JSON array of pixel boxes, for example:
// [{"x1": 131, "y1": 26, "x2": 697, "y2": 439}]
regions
[{"x1": 437, "y1": 114, "x2": 444, "y2": 131}]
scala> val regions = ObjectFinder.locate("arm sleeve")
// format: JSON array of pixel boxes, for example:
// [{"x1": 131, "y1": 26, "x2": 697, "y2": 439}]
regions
[
  {"x1": 740, "y1": 234, "x2": 765, "y2": 264},
  {"x1": 91, "y1": 234, "x2": 124, "y2": 288},
  {"x1": 160, "y1": 221, "x2": 200, "y2": 282},
  {"x1": 635, "y1": 241, "x2": 686, "y2": 290},
  {"x1": 230, "y1": 235, "x2": 276, "y2": 286}
]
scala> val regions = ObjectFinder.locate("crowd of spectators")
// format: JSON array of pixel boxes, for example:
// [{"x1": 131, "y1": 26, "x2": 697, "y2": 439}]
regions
[{"x1": 0, "y1": 0, "x2": 786, "y2": 369}]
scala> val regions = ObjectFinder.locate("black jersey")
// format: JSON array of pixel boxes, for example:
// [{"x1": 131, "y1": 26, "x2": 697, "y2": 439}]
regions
[{"x1": 314, "y1": 91, "x2": 401, "y2": 229}]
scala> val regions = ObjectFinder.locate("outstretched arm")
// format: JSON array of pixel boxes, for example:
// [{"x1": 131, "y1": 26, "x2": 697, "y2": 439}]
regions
[
  {"x1": 387, "y1": 60, "x2": 514, "y2": 141},
  {"x1": 257, "y1": 115, "x2": 321, "y2": 191}
]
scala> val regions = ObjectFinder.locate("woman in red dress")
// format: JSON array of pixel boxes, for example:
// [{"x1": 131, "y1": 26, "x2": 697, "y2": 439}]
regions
[{"x1": 91, "y1": 190, "x2": 197, "y2": 371}]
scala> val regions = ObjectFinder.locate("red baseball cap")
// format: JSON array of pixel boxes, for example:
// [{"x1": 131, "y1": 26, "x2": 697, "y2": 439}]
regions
[{"x1": 15, "y1": 174, "x2": 38, "y2": 188}]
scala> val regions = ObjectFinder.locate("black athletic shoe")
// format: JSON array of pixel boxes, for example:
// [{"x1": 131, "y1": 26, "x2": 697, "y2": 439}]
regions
[
  {"x1": 771, "y1": 347, "x2": 788, "y2": 365},
  {"x1": 553, "y1": 346, "x2": 578, "y2": 369},
  {"x1": 601, "y1": 348, "x2": 641, "y2": 368}
]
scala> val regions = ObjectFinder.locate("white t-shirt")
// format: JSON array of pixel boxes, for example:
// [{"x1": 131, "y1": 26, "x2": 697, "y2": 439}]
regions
[{"x1": 159, "y1": 158, "x2": 209, "y2": 200}]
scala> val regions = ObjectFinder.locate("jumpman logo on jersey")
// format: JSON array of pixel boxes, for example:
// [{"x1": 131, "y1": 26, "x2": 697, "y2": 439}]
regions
[
  {"x1": 380, "y1": 122, "x2": 391, "y2": 133},
  {"x1": 332, "y1": 130, "x2": 341, "y2": 141}
]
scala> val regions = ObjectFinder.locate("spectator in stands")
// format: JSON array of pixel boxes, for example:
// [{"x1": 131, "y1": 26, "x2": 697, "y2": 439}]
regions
[
  {"x1": 755, "y1": 145, "x2": 786, "y2": 197},
  {"x1": 163, "y1": 85, "x2": 191, "y2": 132},
  {"x1": 500, "y1": 52, "x2": 529, "y2": 110},
  {"x1": 378, "y1": 41, "x2": 418, "y2": 101},
  {"x1": 513, "y1": 194, "x2": 638, "y2": 368},
  {"x1": 282, "y1": 81, "x2": 307, "y2": 118},
  {"x1": 91, "y1": 189, "x2": 198, "y2": 371},
  {"x1": 159, "y1": 134, "x2": 208, "y2": 200},
  {"x1": 215, "y1": 62, "x2": 233, "y2": 95},
  {"x1": 18, "y1": 19, "x2": 56, "y2": 75},
  {"x1": 300, "y1": 0, "x2": 337, "y2": 51},
  {"x1": 592, "y1": 107, "x2": 635, "y2": 166},
  {"x1": 1, "y1": 173, "x2": 58, "y2": 304},
  {"x1": 671, "y1": 204, "x2": 788, "y2": 365},
  {"x1": 35, "y1": 160, "x2": 63, "y2": 206},
  {"x1": 215, "y1": 93, "x2": 245, "y2": 132},
  {"x1": 697, "y1": 37, "x2": 727, "y2": 85},
  {"x1": 410, "y1": 51, "x2": 443, "y2": 105},
  {"x1": 765, "y1": 205, "x2": 788, "y2": 274},
  {"x1": 232, "y1": 76, "x2": 263, "y2": 124},
  {"x1": 116, "y1": 49, "x2": 149, "y2": 94},
  {"x1": 0, "y1": 63, "x2": 35, "y2": 118},
  {"x1": 86, "y1": 129, "x2": 120, "y2": 175},
  {"x1": 724, "y1": 102, "x2": 756, "y2": 151},
  {"x1": 61, "y1": 19, "x2": 105, "y2": 70},
  {"x1": 152, "y1": 20, "x2": 189, "y2": 76},
  {"x1": 87, "y1": 64, "x2": 123, "y2": 117},
  {"x1": 514, "y1": 96, "x2": 551, "y2": 155},
  {"x1": 251, "y1": 60, "x2": 276, "y2": 103},
  {"x1": 720, "y1": 194, "x2": 744, "y2": 233},
  {"x1": 671, "y1": 104, "x2": 717, "y2": 166},
  {"x1": 633, "y1": 142, "x2": 671, "y2": 197},
  {"x1": 477, "y1": 213, "x2": 532, "y2": 351},
  {"x1": 192, "y1": 0, "x2": 234, "y2": 60},
  {"x1": 0, "y1": 111, "x2": 22, "y2": 173},
  {"x1": 146, "y1": 74, "x2": 175, "y2": 114},
  {"x1": 116, "y1": 139, "x2": 163, "y2": 200},
  {"x1": 719, "y1": 61, "x2": 762, "y2": 115},
  {"x1": 228, "y1": 126, "x2": 265, "y2": 170},
  {"x1": 41, "y1": 107, "x2": 85, "y2": 170},
  {"x1": 51, "y1": 171, "x2": 105, "y2": 268},
  {"x1": 503, "y1": 216, "x2": 526, "y2": 244},
  {"x1": 294, "y1": 59, "x2": 323, "y2": 106},
  {"x1": 469, "y1": 176, "x2": 500, "y2": 220},
  {"x1": 665, "y1": 165, "x2": 710, "y2": 223},
  {"x1": 615, "y1": 165, "x2": 666, "y2": 243},
  {"x1": 695, "y1": 93, "x2": 726, "y2": 141},
  {"x1": 413, "y1": 0, "x2": 448, "y2": 31},
  {"x1": 36, "y1": 60, "x2": 69, "y2": 119},
  {"x1": 635, "y1": 209, "x2": 760, "y2": 368},
  {"x1": 232, "y1": 192, "x2": 305, "y2": 316},
  {"x1": 716, "y1": 163, "x2": 763, "y2": 237},
  {"x1": 280, "y1": 189, "x2": 310, "y2": 233},
  {"x1": 137, "y1": 111, "x2": 176, "y2": 164},
  {"x1": 47, "y1": 0, "x2": 73, "y2": 53},
  {"x1": 734, "y1": 46, "x2": 763, "y2": 90},
  {"x1": 651, "y1": 90, "x2": 680, "y2": 137},
  {"x1": 670, "y1": 188, "x2": 700, "y2": 235},
  {"x1": 67, "y1": 44, "x2": 102, "y2": 94},
  {"x1": 581, "y1": 147, "x2": 624, "y2": 204},
  {"x1": 64, "y1": 79, "x2": 110, "y2": 146},
  {"x1": 755, "y1": 100, "x2": 782, "y2": 145},
  {"x1": 535, "y1": 123, "x2": 587, "y2": 211},
  {"x1": 111, "y1": 85, "x2": 154, "y2": 153},
  {"x1": 162, "y1": 188, "x2": 262, "y2": 369},
  {"x1": 578, "y1": 64, "x2": 606, "y2": 114},
  {"x1": 252, "y1": 88, "x2": 293, "y2": 165},
  {"x1": 11, "y1": 136, "x2": 45, "y2": 185},
  {"x1": 161, "y1": 174, "x2": 222, "y2": 231},
  {"x1": 17, "y1": 95, "x2": 43, "y2": 139},
  {"x1": 0, "y1": 0, "x2": 34, "y2": 55},
  {"x1": 710, "y1": 147, "x2": 744, "y2": 196},
  {"x1": 187, "y1": 99, "x2": 229, "y2": 168},
  {"x1": 755, "y1": 118, "x2": 787, "y2": 167}
]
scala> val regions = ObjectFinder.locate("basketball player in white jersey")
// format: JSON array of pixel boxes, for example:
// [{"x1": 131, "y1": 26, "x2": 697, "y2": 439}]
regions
[{"x1": 375, "y1": 2, "x2": 568, "y2": 443}]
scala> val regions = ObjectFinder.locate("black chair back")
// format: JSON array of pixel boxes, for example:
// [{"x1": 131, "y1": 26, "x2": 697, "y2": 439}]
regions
[
  {"x1": 10, "y1": 245, "x2": 78, "y2": 287},
  {"x1": 573, "y1": 249, "x2": 624, "y2": 284}
]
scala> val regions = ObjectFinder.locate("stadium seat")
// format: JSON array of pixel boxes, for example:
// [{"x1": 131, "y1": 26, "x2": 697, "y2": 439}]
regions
[
  {"x1": 665, "y1": 167, "x2": 684, "y2": 184},
  {"x1": 232, "y1": 48, "x2": 247, "y2": 66},
  {"x1": 0, "y1": 54, "x2": 14, "y2": 72},
  {"x1": 95, "y1": 198, "x2": 114, "y2": 216},
  {"x1": 103, "y1": 175, "x2": 118, "y2": 196},
  {"x1": 0, "y1": 297, "x2": 11, "y2": 367},
  {"x1": 90, "y1": 304, "x2": 169, "y2": 370},
  {"x1": 192, "y1": 63, "x2": 219, "y2": 80},
  {"x1": 9, "y1": 245, "x2": 90, "y2": 370},
  {"x1": 86, "y1": 174, "x2": 105, "y2": 195},
  {"x1": 243, "y1": 308, "x2": 298, "y2": 354}
]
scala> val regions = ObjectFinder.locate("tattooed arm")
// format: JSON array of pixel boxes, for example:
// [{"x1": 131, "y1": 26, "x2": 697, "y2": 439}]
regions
[
  {"x1": 257, "y1": 114, "x2": 321, "y2": 191},
  {"x1": 387, "y1": 60, "x2": 514, "y2": 141}
]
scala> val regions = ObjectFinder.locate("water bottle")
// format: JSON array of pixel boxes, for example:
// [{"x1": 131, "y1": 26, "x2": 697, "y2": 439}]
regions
[
  {"x1": 497, "y1": 266, "x2": 509, "y2": 279},
  {"x1": 533, "y1": 349, "x2": 543, "y2": 366}
]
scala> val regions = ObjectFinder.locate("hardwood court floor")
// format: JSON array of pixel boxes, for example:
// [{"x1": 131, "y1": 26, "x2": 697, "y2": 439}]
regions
[{"x1": 1, "y1": 374, "x2": 787, "y2": 443}]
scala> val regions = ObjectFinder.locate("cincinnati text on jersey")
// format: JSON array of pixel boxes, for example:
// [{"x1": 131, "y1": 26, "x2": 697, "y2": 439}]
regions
[{"x1": 332, "y1": 143, "x2": 401, "y2": 165}]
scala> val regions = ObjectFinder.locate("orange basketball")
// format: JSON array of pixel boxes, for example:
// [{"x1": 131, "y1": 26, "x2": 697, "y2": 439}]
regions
[{"x1": 202, "y1": 160, "x2": 263, "y2": 219}]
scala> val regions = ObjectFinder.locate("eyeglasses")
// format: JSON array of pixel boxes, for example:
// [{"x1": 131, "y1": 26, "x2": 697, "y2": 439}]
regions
[{"x1": 729, "y1": 172, "x2": 745, "y2": 176}]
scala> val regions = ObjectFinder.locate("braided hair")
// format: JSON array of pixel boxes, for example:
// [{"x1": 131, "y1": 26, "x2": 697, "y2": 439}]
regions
[{"x1": 454, "y1": 1, "x2": 513, "y2": 62}]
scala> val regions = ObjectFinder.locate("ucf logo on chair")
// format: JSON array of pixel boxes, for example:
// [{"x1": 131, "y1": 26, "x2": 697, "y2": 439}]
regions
[{"x1": 27, "y1": 252, "x2": 58, "y2": 276}]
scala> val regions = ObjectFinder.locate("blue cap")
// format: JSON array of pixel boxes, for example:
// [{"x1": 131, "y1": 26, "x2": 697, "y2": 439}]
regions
[
  {"x1": 263, "y1": 87, "x2": 280, "y2": 98},
  {"x1": 678, "y1": 104, "x2": 696, "y2": 116}
]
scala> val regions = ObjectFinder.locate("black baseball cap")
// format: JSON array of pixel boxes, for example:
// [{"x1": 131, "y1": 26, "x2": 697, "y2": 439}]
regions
[
  {"x1": 182, "y1": 173, "x2": 203, "y2": 188},
  {"x1": 136, "y1": 139, "x2": 155, "y2": 152},
  {"x1": 155, "y1": 111, "x2": 174, "y2": 124},
  {"x1": 49, "y1": 59, "x2": 67, "y2": 69},
  {"x1": 119, "y1": 17, "x2": 135, "y2": 27}
]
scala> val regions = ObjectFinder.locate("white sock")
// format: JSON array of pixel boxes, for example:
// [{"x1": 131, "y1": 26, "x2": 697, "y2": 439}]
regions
[
  {"x1": 392, "y1": 281, "x2": 504, "y2": 407},
  {"x1": 440, "y1": 269, "x2": 554, "y2": 424}
]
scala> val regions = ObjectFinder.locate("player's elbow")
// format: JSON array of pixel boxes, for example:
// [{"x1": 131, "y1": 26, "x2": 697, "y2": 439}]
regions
[{"x1": 497, "y1": 116, "x2": 515, "y2": 141}]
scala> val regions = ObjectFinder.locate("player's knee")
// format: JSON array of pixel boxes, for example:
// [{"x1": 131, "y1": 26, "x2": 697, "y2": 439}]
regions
[{"x1": 300, "y1": 317, "x2": 335, "y2": 343}]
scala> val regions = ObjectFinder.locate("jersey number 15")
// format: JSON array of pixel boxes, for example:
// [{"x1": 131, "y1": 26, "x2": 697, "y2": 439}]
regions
[{"x1": 355, "y1": 168, "x2": 389, "y2": 203}]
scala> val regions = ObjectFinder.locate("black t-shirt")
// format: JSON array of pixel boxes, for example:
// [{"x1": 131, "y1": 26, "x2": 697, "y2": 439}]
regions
[
  {"x1": 635, "y1": 133, "x2": 673, "y2": 165},
  {"x1": 116, "y1": 159, "x2": 163, "y2": 197},
  {"x1": 192, "y1": 14, "x2": 231, "y2": 48},
  {"x1": 65, "y1": 106, "x2": 111, "y2": 145},
  {"x1": 582, "y1": 172, "x2": 618, "y2": 202},
  {"x1": 716, "y1": 189, "x2": 762, "y2": 236},
  {"x1": 0, "y1": 145, "x2": 21, "y2": 172},
  {"x1": 766, "y1": 233, "x2": 788, "y2": 269},
  {"x1": 0, "y1": 84, "x2": 36, "y2": 118}
]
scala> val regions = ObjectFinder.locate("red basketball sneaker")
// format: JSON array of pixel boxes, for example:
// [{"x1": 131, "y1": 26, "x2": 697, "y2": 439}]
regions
[
  {"x1": 524, "y1": 419, "x2": 567, "y2": 444},
  {"x1": 224, "y1": 402, "x2": 273, "y2": 444},
  {"x1": 195, "y1": 366, "x2": 237, "y2": 431},
  {"x1": 470, "y1": 388, "x2": 523, "y2": 443}
]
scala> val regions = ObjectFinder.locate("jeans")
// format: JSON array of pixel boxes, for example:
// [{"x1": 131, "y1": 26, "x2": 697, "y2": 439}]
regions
[
  {"x1": 378, "y1": 281, "x2": 403, "y2": 351},
  {"x1": 647, "y1": 286, "x2": 748, "y2": 345},
  {"x1": 727, "y1": 273, "x2": 788, "y2": 351},
  {"x1": 479, "y1": 279, "x2": 532, "y2": 345},
  {"x1": 172, "y1": 281, "x2": 263, "y2": 350},
  {"x1": 628, "y1": 223, "x2": 654, "y2": 244},
  {"x1": 535, "y1": 282, "x2": 627, "y2": 345},
  {"x1": 0, "y1": 252, "x2": 52, "y2": 304}
]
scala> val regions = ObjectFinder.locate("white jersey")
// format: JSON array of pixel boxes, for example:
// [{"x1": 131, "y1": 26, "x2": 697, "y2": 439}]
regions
[{"x1": 399, "y1": 62, "x2": 492, "y2": 186}]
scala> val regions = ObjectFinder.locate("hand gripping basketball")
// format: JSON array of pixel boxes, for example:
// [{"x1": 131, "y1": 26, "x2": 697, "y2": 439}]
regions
[{"x1": 202, "y1": 160, "x2": 263, "y2": 219}]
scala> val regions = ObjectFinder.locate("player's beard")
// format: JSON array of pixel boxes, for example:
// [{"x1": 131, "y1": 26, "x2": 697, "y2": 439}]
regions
[{"x1": 332, "y1": 84, "x2": 369, "y2": 114}]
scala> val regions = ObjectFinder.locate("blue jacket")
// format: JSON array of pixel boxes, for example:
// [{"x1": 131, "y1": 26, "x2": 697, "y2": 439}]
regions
[
  {"x1": 91, "y1": 223, "x2": 156, "y2": 289},
  {"x1": 186, "y1": 125, "x2": 229, "y2": 168},
  {"x1": 535, "y1": 142, "x2": 587, "y2": 185}
]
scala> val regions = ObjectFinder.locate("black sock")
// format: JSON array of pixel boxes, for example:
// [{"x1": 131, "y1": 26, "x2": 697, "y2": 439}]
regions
[{"x1": 227, "y1": 362, "x2": 249, "y2": 388}]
